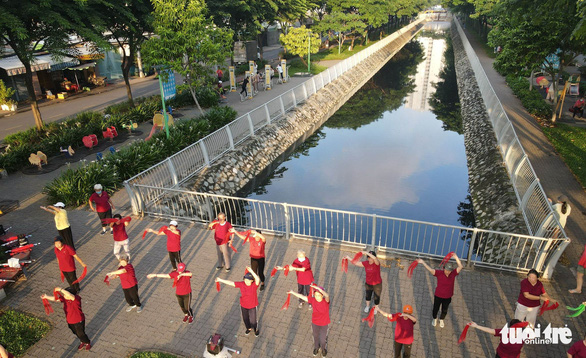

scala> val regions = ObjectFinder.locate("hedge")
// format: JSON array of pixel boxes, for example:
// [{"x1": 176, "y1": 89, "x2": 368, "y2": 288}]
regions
[
  {"x1": 43, "y1": 106, "x2": 237, "y2": 206},
  {"x1": 0, "y1": 309, "x2": 51, "y2": 356},
  {"x1": 505, "y1": 75, "x2": 553, "y2": 119}
]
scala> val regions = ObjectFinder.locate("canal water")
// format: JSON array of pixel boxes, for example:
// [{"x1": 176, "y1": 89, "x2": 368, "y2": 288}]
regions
[{"x1": 240, "y1": 26, "x2": 470, "y2": 230}]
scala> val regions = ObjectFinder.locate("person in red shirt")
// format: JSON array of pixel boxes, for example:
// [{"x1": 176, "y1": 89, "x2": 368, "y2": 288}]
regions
[
  {"x1": 208, "y1": 213, "x2": 233, "y2": 272},
  {"x1": 216, "y1": 268, "x2": 261, "y2": 336},
  {"x1": 106, "y1": 255, "x2": 142, "y2": 312},
  {"x1": 146, "y1": 220, "x2": 182, "y2": 270},
  {"x1": 147, "y1": 262, "x2": 194, "y2": 323},
  {"x1": 468, "y1": 319, "x2": 524, "y2": 358},
  {"x1": 88, "y1": 183, "x2": 114, "y2": 235},
  {"x1": 570, "y1": 244, "x2": 586, "y2": 294},
  {"x1": 416, "y1": 253, "x2": 463, "y2": 328},
  {"x1": 41, "y1": 287, "x2": 91, "y2": 350},
  {"x1": 110, "y1": 214, "x2": 130, "y2": 260},
  {"x1": 345, "y1": 250, "x2": 382, "y2": 314},
  {"x1": 54, "y1": 236, "x2": 87, "y2": 294},
  {"x1": 288, "y1": 285, "x2": 330, "y2": 356},
  {"x1": 568, "y1": 335, "x2": 586, "y2": 358},
  {"x1": 232, "y1": 229, "x2": 267, "y2": 291},
  {"x1": 378, "y1": 305, "x2": 417, "y2": 358},
  {"x1": 276, "y1": 250, "x2": 315, "y2": 309},
  {"x1": 514, "y1": 269, "x2": 554, "y2": 328},
  {"x1": 0, "y1": 344, "x2": 13, "y2": 358}
]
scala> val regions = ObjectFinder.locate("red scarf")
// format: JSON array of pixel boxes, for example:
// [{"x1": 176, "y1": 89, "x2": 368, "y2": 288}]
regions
[
  {"x1": 104, "y1": 275, "x2": 110, "y2": 286},
  {"x1": 281, "y1": 293, "x2": 291, "y2": 310},
  {"x1": 361, "y1": 307, "x2": 376, "y2": 327},
  {"x1": 341, "y1": 258, "x2": 348, "y2": 273},
  {"x1": 351, "y1": 252, "x2": 363, "y2": 265},
  {"x1": 440, "y1": 252, "x2": 455, "y2": 266},
  {"x1": 42, "y1": 298, "x2": 54, "y2": 315},
  {"x1": 72, "y1": 266, "x2": 87, "y2": 284},
  {"x1": 458, "y1": 323, "x2": 472, "y2": 344},
  {"x1": 407, "y1": 260, "x2": 418, "y2": 278}
]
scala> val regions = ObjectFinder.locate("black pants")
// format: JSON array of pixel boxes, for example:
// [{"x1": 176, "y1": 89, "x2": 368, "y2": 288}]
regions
[
  {"x1": 58, "y1": 227, "x2": 75, "y2": 250},
  {"x1": 176, "y1": 293, "x2": 193, "y2": 316},
  {"x1": 298, "y1": 283, "x2": 310, "y2": 303},
  {"x1": 240, "y1": 86, "x2": 247, "y2": 96},
  {"x1": 312, "y1": 323, "x2": 328, "y2": 350},
  {"x1": 123, "y1": 285, "x2": 141, "y2": 307},
  {"x1": 63, "y1": 270, "x2": 80, "y2": 294},
  {"x1": 250, "y1": 257, "x2": 265, "y2": 283},
  {"x1": 168, "y1": 251, "x2": 182, "y2": 270},
  {"x1": 68, "y1": 320, "x2": 90, "y2": 344},
  {"x1": 432, "y1": 295, "x2": 452, "y2": 319},
  {"x1": 572, "y1": 106, "x2": 584, "y2": 118},
  {"x1": 365, "y1": 283, "x2": 382, "y2": 305},
  {"x1": 97, "y1": 210, "x2": 112, "y2": 228},
  {"x1": 241, "y1": 306, "x2": 257, "y2": 330},
  {"x1": 394, "y1": 341, "x2": 412, "y2": 358}
]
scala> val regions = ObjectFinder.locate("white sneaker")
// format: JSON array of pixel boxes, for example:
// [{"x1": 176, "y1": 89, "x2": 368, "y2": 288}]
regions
[
  {"x1": 374, "y1": 307, "x2": 378, "y2": 315},
  {"x1": 432, "y1": 319, "x2": 437, "y2": 327},
  {"x1": 136, "y1": 306, "x2": 142, "y2": 313},
  {"x1": 299, "y1": 302, "x2": 304, "y2": 308},
  {"x1": 364, "y1": 305, "x2": 370, "y2": 313},
  {"x1": 439, "y1": 319, "x2": 445, "y2": 328},
  {"x1": 126, "y1": 305, "x2": 137, "y2": 312}
]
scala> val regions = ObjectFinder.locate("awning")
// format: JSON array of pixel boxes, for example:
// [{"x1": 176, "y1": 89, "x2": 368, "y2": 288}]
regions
[
  {"x1": 66, "y1": 62, "x2": 96, "y2": 71},
  {"x1": 0, "y1": 56, "x2": 50, "y2": 76},
  {"x1": 35, "y1": 54, "x2": 79, "y2": 72}
]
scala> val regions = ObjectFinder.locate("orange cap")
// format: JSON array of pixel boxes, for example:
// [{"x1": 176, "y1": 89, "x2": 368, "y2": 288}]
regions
[{"x1": 403, "y1": 305, "x2": 413, "y2": 314}]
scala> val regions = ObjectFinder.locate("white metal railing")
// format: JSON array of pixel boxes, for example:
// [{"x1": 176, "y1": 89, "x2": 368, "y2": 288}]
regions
[
  {"x1": 131, "y1": 185, "x2": 567, "y2": 277},
  {"x1": 454, "y1": 18, "x2": 569, "y2": 277},
  {"x1": 123, "y1": 16, "x2": 426, "y2": 201}
]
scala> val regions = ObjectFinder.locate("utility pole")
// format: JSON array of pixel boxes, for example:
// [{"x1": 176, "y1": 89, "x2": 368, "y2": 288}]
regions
[{"x1": 308, "y1": 30, "x2": 311, "y2": 72}]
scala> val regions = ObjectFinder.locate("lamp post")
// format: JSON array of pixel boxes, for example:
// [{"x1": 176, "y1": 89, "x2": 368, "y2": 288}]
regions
[{"x1": 308, "y1": 29, "x2": 311, "y2": 73}]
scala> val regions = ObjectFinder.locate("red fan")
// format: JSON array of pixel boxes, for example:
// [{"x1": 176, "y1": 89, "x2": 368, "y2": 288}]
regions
[
  {"x1": 104, "y1": 275, "x2": 110, "y2": 286},
  {"x1": 361, "y1": 307, "x2": 376, "y2": 327},
  {"x1": 42, "y1": 298, "x2": 54, "y2": 315},
  {"x1": 60, "y1": 271, "x2": 65, "y2": 282},
  {"x1": 281, "y1": 293, "x2": 291, "y2": 310},
  {"x1": 440, "y1": 252, "x2": 455, "y2": 266},
  {"x1": 72, "y1": 266, "x2": 87, "y2": 285},
  {"x1": 407, "y1": 260, "x2": 418, "y2": 279},
  {"x1": 283, "y1": 265, "x2": 290, "y2": 277},
  {"x1": 351, "y1": 252, "x2": 363, "y2": 265},
  {"x1": 53, "y1": 290, "x2": 61, "y2": 300},
  {"x1": 387, "y1": 313, "x2": 401, "y2": 322},
  {"x1": 458, "y1": 323, "x2": 472, "y2": 344},
  {"x1": 216, "y1": 281, "x2": 221, "y2": 292},
  {"x1": 229, "y1": 242, "x2": 238, "y2": 253},
  {"x1": 142, "y1": 230, "x2": 148, "y2": 240},
  {"x1": 7, "y1": 243, "x2": 36, "y2": 254},
  {"x1": 101, "y1": 218, "x2": 119, "y2": 225},
  {"x1": 341, "y1": 258, "x2": 348, "y2": 273},
  {"x1": 270, "y1": 267, "x2": 278, "y2": 277}
]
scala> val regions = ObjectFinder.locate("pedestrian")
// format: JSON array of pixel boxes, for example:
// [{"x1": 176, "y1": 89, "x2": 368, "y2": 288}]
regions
[
  {"x1": 110, "y1": 214, "x2": 131, "y2": 260},
  {"x1": 216, "y1": 268, "x2": 261, "y2": 337},
  {"x1": 217, "y1": 81, "x2": 227, "y2": 99},
  {"x1": 208, "y1": 213, "x2": 233, "y2": 272},
  {"x1": 147, "y1": 262, "x2": 194, "y2": 323},
  {"x1": 344, "y1": 250, "x2": 382, "y2": 314},
  {"x1": 232, "y1": 229, "x2": 267, "y2": 291},
  {"x1": 88, "y1": 184, "x2": 114, "y2": 235},
  {"x1": 204, "y1": 334, "x2": 232, "y2": 358},
  {"x1": 146, "y1": 220, "x2": 182, "y2": 270},
  {"x1": 216, "y1": 68, "x2": 223, "y2": 82},
  {"x1": 277, "y1": 64, "x2": 283, "y2": 82},
  {"x1": 570, "y1": 97, "x2": 585, "y2": 118},
  {"x1": 240, "y1": 76, "x2": 249, "y2": 98},
  {"x1": 40, "y1": 287, "x2": 91, "y2": 350},
  {"x1": 106, "y1": 255, "x2": 142, "y2": 313},
  {"x1": 54, "y1": 236, "x2": 87, "y2": 293},
  {"x1": 0, "y1": 344, "x2": 13, "y2": 358},
  {"x1": 568, "y1": 334, "x2": 586, "y2": 358},
  {"x1": 570, "y1": 244, "x2": 586, "y2": 294},
  {"x1": 550, "y1": 195, "x2": 571, "y2": 228},
  {"x1": 41, "y1": 202, "x2": 75, "y2": 249},
  {"x1": 276, "y1": 250, "x2": 314, "y2": 308},
  {"x1": 252, "y1": 72, "x2": 259, "y2": 92},
  {"x1": 377, "y1": 305, "x2": 417, "y2": 358},
  {"x1": 288, "y1": 285, "x2": 330, "y2": 356},
  {"x1": 514, "y1": 269, "x2": 555, "y2": 328},
  {"x1": 416, "y1": 253, "x2": 463, "y2": 328},
  {"x1": 467, "y1": 320, "x2": 525, "y2": 358}
]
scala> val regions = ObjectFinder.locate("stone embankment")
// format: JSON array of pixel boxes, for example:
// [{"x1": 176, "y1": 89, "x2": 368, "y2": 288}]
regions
[{"x1": 451, "y1": 23, "x2": 527, "y2": 235}]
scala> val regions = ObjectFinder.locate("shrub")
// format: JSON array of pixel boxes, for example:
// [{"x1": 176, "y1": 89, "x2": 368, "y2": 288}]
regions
[
  {"x1": 0, "y1": 309, "x2": 51, "y2": 356},
  {"x1": 505, "y1": 75, "x2": 553, "y2": 119}
]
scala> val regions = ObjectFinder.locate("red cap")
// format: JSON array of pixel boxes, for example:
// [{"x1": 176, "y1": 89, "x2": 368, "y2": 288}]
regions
[{"x1": 177, "y1": 263, "x2": 186, "y2": 273}]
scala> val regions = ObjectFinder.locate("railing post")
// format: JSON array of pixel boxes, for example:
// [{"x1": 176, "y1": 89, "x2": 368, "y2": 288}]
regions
[
  {"x1": 534, "y1": 239, "x2": 553, "y2": 274},
  {"x1": 511, "y1": 156, "x2": 528, "y2": 186},
  {"x1": 466, "y1": 228, "x2": 478, "y2": 267},
  {"x1": 225, "y1": 126, "x2": 234, "y2": 150},
  {"x1": 166, "y1": 158, "x2": 178, "y2": 186},
  {"x1": 247, "y1": 113, "x2": 255, "y2": 135},
  {"x1": 302, "y1": 83, "x2": 308, "y2": 101},
  {"x1": 199, "y1": 141, "x2": 210, "y2": 166},
  {"x1": 283, "y1": 203, "x2": 290, "y2": 240},
  {"x1": 542, "y1": 239, "x2": 570, "y2": 279},
  {"x1": 204, "y1": 193, "x2": 214, "y2": 222},
  {"x1": 124, "y1": 182, "x2": 139, "y2": 216},
  {"x1": 279, "y1": 96, "x2": 286, "y2": 116},
  {"x1": 520, "y1": 180, "x2": 540, "y2": 224},
  {"x1": 371, "y1": 214, "x2": 377, "y2": 250},
  {"x1": 312, "y1": 77, "x2": 317, "y2": 92},
  {"x1": 264, "y1": 104, "x2": 271, "y2": 125},
  {"x1": 292, "y1": 91, "x2": 297, "y2": 107}
]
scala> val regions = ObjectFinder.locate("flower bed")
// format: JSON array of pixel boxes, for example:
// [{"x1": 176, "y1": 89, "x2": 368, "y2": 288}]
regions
[{"x1": 0, "y1": 309, "x2": 51, "y2": 356}]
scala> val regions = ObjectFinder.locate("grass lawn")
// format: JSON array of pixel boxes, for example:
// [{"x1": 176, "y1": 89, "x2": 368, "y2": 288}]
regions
[
  {"x1": 0, "y1": 309, "x2": 51, "y2": 356},
  {"x1": 542, "y1": 123, "x2": 586, "y2": 188},
  {"x1": 130, "y1": 352, "x2": 181, "y2": 358}
]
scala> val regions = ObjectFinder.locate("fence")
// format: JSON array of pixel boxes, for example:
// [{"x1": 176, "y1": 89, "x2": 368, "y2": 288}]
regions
[
  {"x1": 124, "y1": 15, "x2": 426, "y2": 212},
  {"x1": 131, "y1": 185, "x2": 567, "y2": 277}
]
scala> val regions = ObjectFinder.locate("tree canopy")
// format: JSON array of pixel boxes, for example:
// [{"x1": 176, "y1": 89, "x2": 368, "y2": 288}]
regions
[{"x1": 280, "y1": 26, "x2": 321, "y2": 66}]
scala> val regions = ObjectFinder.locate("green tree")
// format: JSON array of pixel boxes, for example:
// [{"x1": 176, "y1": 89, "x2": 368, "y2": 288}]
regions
[
  {"x1": 315, "y1": 12, "x2": 366, "y2": 53},
  {"x1": 279, "y1": 26, "x2": 321, "y2": 67},
  {"x1": 142, "y1": 0, "x2": 233, "y2": 115}
]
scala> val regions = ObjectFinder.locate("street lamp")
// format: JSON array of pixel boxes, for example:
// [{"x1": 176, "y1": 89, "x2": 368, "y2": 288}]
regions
[{"x1": 308, "y1": 29, "x2": 311, "y2": 73}]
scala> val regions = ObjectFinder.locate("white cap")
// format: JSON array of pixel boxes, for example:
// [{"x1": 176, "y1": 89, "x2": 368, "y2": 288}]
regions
[
  {"x1": 219, "y1": 80, "x2": 222, "y2": 83},
  {"x1": 54, "y1": 202, "x2": 65, "y2": 208},
  {"x1": 94, "y1": 184, "x2": 103, "y2": 190},
  {"x1": 169, "y1": 220, "x2": 178, "y2": 227}
]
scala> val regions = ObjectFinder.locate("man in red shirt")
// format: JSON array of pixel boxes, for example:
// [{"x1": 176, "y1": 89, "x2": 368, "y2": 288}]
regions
[
  {"x1": 216, "y1": 267, "x2": 261, "y2": 336},
  {"x1": 345, "y1": 250, "x2": 382, "y2": 314},
  {"x1": 514, "y1": 269, "x2": 555, "y2": 328},
  {"x1": 568, "y1": 335, "x2": 586, "y2": 358},
  {"x1": 288, "y1": 285, "x2": 330, "y2": 356},
  {"x1": 54, "y1": 236, "x2": 87, "y2": 293},
  {"x1": 106, "y1": 255, "x2": 142, "y2": 313},
  {"x1": 41, "y1": 287, "x2": 91, "y2": 350},
  {"x1": 110, "y1": 214, "x2": 130, "y2": 260},
  {"x1": 276, "y1": 250, "x2": 314, "y2": 309},
  {"x1": 88, "y1": 183, "x2": 114, "y2": 235},
  {"x1": 208, "y1": 213, "x2": 233, "y2": 272},
  {"x1": 417, "y1": 253, "x2": 463, "y2": 328},
  {"x1": 378, "y1": 305, "x2": 417, "y2": 358},
  {"x1": 232, "y1": 229, "x2": 267, "y2": 291},
  {"x1": 468, "y1": 319, "x2": 525, "y2": 358},
  {"x1": 146, "y1": 220, "x2": 182, "y2": 270},
  {"x1": 147, "y1": 262, "x2": 194, "y2": 323}
]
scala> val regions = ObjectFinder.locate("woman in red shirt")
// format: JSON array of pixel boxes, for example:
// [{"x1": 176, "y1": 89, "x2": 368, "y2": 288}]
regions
[
  {"x1": 110, "y1": 214, "x2": 130, "y2": 260},
  {"x1": 41, "y1": 287, "x2": 91, "y2": 350},
  {"x1": 106, "y1": 255, "x2": 142, "y2": 312},
  {"x1": 232, "y1": 229, "x2": 267, "y2": 291},
  {"x1": 216, "y1": 268, "x2": 261, "y2": 336},
  {"x1": 0, "y1": 344, "x2": 13, "y2": 358},
  {"x1": 378, "y1": 305, "x2": 417, "y2": 358},
  {"x1": 345, "y1": 251, "x2": 382, "y2": 314},
  {"x1": 54, "y1": 236, "x2": 87, "y2": 294},
  {"x1": 514, "y1": 269, "x2": 554, "y2": 328},
  {"x1": 468, "y1": 319, "x2": 525, "y2": 358},
  {"x1": 288, "y1": 285, "x2": 330, "y2": 356},
  {"x1": 88, "y1": 183, "x2": 114, "y2": 235},
  {"x1": 568, "y1": 334, "x2": 586, "y2": 358},
  {"x1": 416, "y1": 254, "x2": 463, "y2": 328},
  {"x1": 276, "y1": 250, "x2": 315, "y2": 309},
  {"x1": 146, "y1": 220, "x2": 182, "y2": 270},
  {"x1": 147, "y1": 262, "x2": 194, "y2": 323}
]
